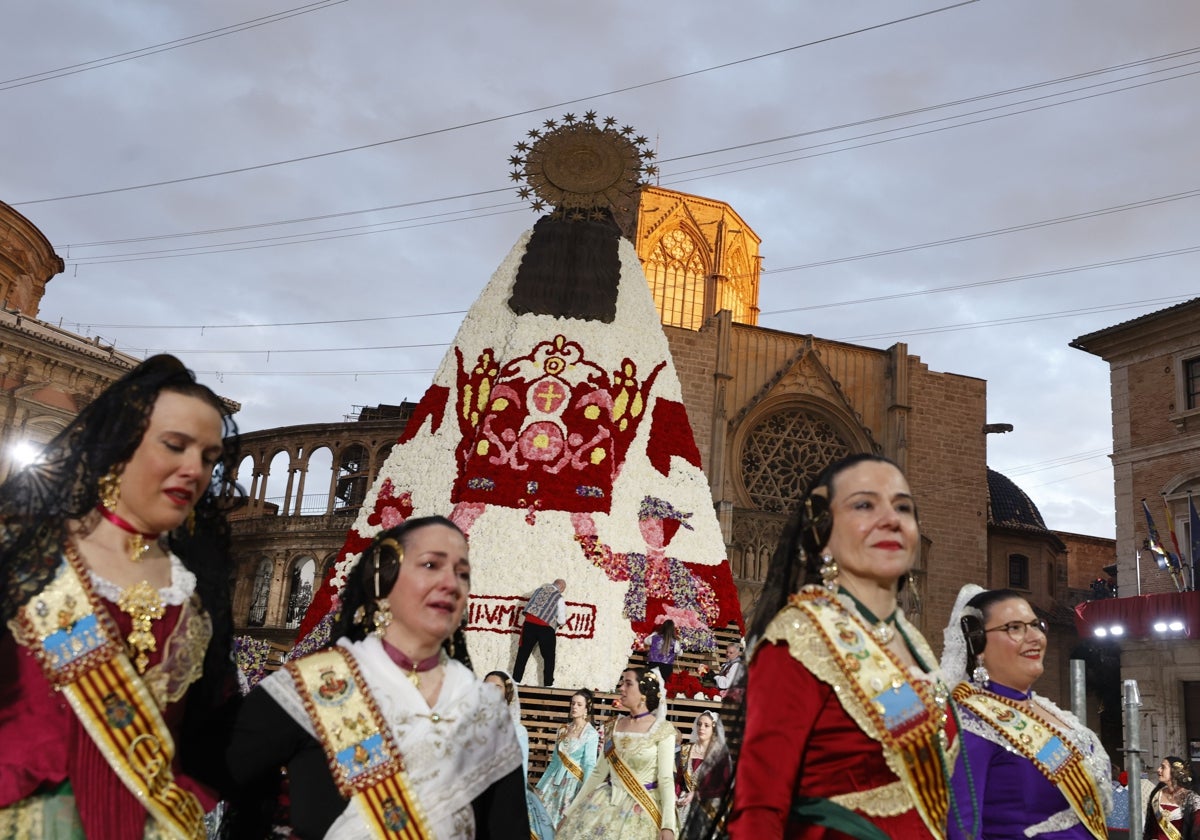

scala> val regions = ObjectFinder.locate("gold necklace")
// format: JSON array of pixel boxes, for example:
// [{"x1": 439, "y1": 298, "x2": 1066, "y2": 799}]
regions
[{"x1": 117, "y1": 580, "x2": 165, "y2": 673}]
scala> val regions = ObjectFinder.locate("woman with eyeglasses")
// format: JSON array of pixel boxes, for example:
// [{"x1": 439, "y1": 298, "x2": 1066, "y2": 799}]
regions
[{"x1": 942, "y1": 585, "x2": 1112, "y2": 839}]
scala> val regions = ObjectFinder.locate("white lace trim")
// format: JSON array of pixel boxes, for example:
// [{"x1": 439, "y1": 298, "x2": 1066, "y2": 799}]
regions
[
  {"x1": 89, "y1": 553, "x2": 196, "y2": 606},
  {"x1": 1024, "y1": 805, "x2": 1079, "y2": 836}
]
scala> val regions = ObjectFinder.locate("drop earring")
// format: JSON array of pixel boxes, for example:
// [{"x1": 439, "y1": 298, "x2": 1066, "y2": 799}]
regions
[
  {"x1": 370, "y1": 555, "x2": 392, "y2": 637},
  {"x1": 972, "y1": 657, "x2": 990, "y2": 685},
  {"x1": 819, "y1": 552, "x2": 838, "y2": 592}
]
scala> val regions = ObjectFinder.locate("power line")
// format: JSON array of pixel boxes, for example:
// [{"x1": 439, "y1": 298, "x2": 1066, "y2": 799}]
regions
[
  {"x1": 11, "y1": 1, "x2": 979, "y2": 207},
  {"x1": 59, "y1": 309, "x2": 468, "y2": 332},
  {"x1": 56, "y1": 62, "x2": 1200, "y2": 267},
  {"x1": 94, "y1": 292, "x2": 1194, "y2": 364},
  {"x1": 52, "y1": 45, "x2": 1199, "y2": 255},
  {"x1": 760, "y1": 244, "x2": 1200, "y2": 317},
  {"x1": 0, "y1": 0, "x2": 348, "y2": 92},
  {"x1": 830, "y1": 294, "x2": 1194, "y2": 343}
]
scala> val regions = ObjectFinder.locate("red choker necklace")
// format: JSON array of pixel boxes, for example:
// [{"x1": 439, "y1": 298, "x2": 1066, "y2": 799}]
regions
[
  {"x1": 382, "y1": 639, "x2": 443, "y2": 687},
  {"x1": 96, "y1": 504, "x2": 160, "y2": 563}
]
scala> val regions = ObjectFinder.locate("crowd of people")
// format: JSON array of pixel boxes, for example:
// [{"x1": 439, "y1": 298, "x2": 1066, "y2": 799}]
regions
[{"x1": 0, "y1": 356, "x2": 1194, "y2": 839}]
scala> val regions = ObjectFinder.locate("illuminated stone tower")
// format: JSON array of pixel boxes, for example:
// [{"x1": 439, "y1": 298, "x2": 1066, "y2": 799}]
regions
[{"x1": 634, "y1": 185, "x2": 762, "y2": 329}]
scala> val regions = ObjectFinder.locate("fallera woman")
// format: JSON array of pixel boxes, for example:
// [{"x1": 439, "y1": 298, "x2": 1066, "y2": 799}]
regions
[
  {"x1": 537, "y1": 688, "x2": 600, "y2": 827},
  {"x1": 0, "y1": 355, "x2": 243, "y2": 839},
  {"x1": 722, "y1": 453, "x2": 964, "y2": 840},
  {"x1": 229, "y1": 517, "x2": 529, "y2": 839},
  {"x1": 944, "y1": 585, "x2": 1111, "y2": 839},
  {"x1": 557, "y1": 668, "x2": 678, "y2": 840}
]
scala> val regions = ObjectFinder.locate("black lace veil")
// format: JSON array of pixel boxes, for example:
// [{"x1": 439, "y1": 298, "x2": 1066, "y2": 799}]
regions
[{"x1": 0, "y1": 354, "x2": 243, "y2": 702}]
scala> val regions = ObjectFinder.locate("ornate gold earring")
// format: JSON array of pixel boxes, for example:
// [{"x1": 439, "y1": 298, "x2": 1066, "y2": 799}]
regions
[
  {"x1": 370, "y1": 552, "x2": 392, "y2": 637},
  {"x1": 98, "y1": 467, "x2": 122, "y2": 511}
]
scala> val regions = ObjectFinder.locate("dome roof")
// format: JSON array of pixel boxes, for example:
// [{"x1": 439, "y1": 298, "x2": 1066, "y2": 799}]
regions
[{"x1": 987, "y1": 467, "x2": 1050, "y2": 532}]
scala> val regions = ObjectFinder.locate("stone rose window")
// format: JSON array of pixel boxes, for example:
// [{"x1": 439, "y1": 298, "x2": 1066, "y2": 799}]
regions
[{"x1": 741, "y1": 408, "x2": 851, "y2": 513}]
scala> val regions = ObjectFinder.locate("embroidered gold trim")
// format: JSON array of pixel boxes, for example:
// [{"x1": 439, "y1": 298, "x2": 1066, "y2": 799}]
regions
[
  {"x1": 289, "y1": 647, "x2": 434, "y2": 839},
  {"x1": 762, "y1": 588, "x2": 953, "y2": 839},
  {"x1": 829, "y1": 780, "x2": 912, "y2": 817},
  {"x1": 955, "y1": 684, "x2": 1107, "y2": 840},
  {"x1": 14, "y1": 546, "x2": 205, "y2": 839}
]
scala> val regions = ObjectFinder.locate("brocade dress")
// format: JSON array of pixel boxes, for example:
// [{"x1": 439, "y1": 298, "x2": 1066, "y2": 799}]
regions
[
  {"x1": 0, "y1": 553, "x2": 219, "y2": 840},
  {"x1": 536, "y1": 723, "x2": 599, "y2": 827},
  {"x1": 557, "y1": 716, "x2": 678, "y2": 840},
  {"x1": 728, "y1": 587, "x2": 960, "y2": 840},
  {"x1": 948, "y1": 681, "x2": 1112, "y2": 840}
]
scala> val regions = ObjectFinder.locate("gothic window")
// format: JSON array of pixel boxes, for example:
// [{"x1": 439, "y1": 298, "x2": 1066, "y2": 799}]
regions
[
  {"x1": 285, "y1": 556, "x2": 316, "y2": 628},
  {"x1": 720, "y1": 245, "x2": 755, "y2": 325},
  {"x1": 646, "y1": 228, "x2": 706, "y2": 330},
  {"x1": 1008, "y1": 554, "x2": 1030, "y2": 590},
  {"x1": 247, "y1": 558, "x2": 272, "y2": 627},
  {"x1": 741, "y1": 408, "x2": 852, "y2": 513}
]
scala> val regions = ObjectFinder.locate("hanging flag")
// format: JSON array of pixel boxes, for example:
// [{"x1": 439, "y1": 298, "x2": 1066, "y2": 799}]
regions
[
  {"x1": 1164, "y1": 496, "x2": 1185, "y2": 568},
  {"x1": 1143, "y1": 498, "x2": 1183, "y2": 590},
  {"x1": 1189, "y1": 492, "x2": 1200, "y2": 568}
]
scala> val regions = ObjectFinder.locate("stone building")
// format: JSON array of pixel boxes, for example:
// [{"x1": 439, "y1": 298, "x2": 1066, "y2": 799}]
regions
[
  {"x1": 0, "y1": 201, "x2": 145, "y2": 481},
  {"x1": 1072, "y1": 297, "x2": 1200, "y2": 767}
]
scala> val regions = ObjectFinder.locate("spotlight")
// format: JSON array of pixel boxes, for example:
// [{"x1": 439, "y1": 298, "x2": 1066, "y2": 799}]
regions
[
  {"x1": 1095, "y1": 628, "x2": 1108, "y2": 638},
  {"x1": 1109, "y1": 625, "x2": 1125, "y2": 636},
  {"x1": 1169, "y1": 621, "x2": 1185, "y2": 632},
  {"x1": 11, "y1": 441, "x2": 39, "y2": 467},
  {"x1": 1154, "y1": 622, "x2": 1169, "y2": 633}
]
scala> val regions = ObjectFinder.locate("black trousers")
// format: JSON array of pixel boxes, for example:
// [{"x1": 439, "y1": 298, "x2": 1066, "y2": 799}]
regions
[{"x1": 512, "y1": 622, "x2": 557, "y2": 686}]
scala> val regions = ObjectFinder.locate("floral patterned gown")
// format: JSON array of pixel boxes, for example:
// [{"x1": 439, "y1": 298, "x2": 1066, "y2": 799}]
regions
[
  {"x1": 557, "y1": 717, "x2": 677, "y2": 840},
  {"x1": 537, "y1": 723, "x2": 599, "y2": 826}
]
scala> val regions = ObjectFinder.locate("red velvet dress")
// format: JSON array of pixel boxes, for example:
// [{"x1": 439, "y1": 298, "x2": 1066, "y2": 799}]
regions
[
  {"x1": 728, "y1": 641, "x2": 951, "y2": 839},
  {"x1": 0, "y1": 561, "x2": 216, "y2": 839}
]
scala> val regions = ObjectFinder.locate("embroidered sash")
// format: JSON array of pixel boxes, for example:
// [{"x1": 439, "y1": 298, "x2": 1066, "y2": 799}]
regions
[
  {"x1": 13, "y1": 548, "x2": 205, "y2": 840},
  {"x1": 767, "y1": 591, "x2": 953, "y2": 839},
  {"x1": 954, "y1": 684, "x2": 1107, "y2": 840},
  {"x1": 604, "y1": 727, "x2": 661, "y2": 827},
  {"x1": 1154, "y1": 791, "x2": 1183, "y2": 840},
  {"x1": 557, "y1": 731, "x2": 585, "y2": 782},
  {"x1": 289, "y1": 647, "x2": 433, "y2": 840}
]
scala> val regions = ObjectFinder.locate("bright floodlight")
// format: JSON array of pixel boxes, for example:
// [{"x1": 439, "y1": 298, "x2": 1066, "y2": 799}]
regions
[
  {"x1": 1154, "y1": 622, "x2": 1169, "y2": 633},
  {"x1": 1095, "y1": 628, "x2": 1108, "y2": 637},
  {"x1": 1169, "y1": 620, "x2": 1185, "y2": 632},
  {"x1": 11, "y1": 441, "x2": 39, "y2": 467},
  {"x1": 1109, "y1": 625, "x2": 1125, "y2": 636}
]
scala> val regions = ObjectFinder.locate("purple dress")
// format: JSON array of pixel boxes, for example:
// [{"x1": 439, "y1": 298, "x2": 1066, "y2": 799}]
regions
[{"x1": 949, "y1": 682, "x2": 1111, "y2": 840}]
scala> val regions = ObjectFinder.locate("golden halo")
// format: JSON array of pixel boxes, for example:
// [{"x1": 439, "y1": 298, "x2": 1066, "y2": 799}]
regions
[{"x1": 510, "y1": 113, "x2": 658, "y2": 219}]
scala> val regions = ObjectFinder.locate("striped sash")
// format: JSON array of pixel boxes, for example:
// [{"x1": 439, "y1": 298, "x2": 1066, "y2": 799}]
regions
[
  {"x1": 954, "y1": 684, "x2": 1108, "y2": 840},
  {"x1": 557, "y1": 730, "x2": 585, "y2": 782},
  {"x1": 289, "y1": 648, "x2": 433, "y2": 840},
  {"x1": 775, "y1": 591, "x2": 954, "y2": 839},
  {"x1": 13, "y1": 548, "x2": 205, "y2": 840},
  {"x1": 604, "y1": 727, "x2": 661, "y2": 827}
]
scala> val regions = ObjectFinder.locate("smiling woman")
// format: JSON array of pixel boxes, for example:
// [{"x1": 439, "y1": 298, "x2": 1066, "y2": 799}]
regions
[
  {"x1": 943, "y1": 586, "x2": 1112, "y2": 839},
  {"x1": 705, "y1": 453, "x2": 962, "y2": 840},
  {"x1": 228, "y1": 518, "x2": 529, "y2": 840}
]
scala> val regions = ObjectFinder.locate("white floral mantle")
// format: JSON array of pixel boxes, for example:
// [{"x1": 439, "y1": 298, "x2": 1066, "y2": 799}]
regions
[{"x1": 299, "y1": 228, "x2": 741, "y2": 691}]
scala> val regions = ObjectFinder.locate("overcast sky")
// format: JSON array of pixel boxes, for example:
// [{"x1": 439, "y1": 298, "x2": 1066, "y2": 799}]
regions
[{"x1": 4, "y1": 0, "x2": 1198, "y2": 540}]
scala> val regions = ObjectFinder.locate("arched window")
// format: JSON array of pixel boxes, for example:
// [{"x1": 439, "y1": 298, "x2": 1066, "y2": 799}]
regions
[
  {"x1": 285, "y1": 556, "x2": 317, "y2": 628},
  {"x1": 645, "y1": 228, "x2": 706, "y2": 329},
  {"x1": 247, "y1": 558, "x2": 272, "y2": 627},
  {"x1": 335, "y1": 444, "x2": 369, "y2": 514},
  {"x1": 741, "y1": 408, "x2": 853, "y2": 513}
]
